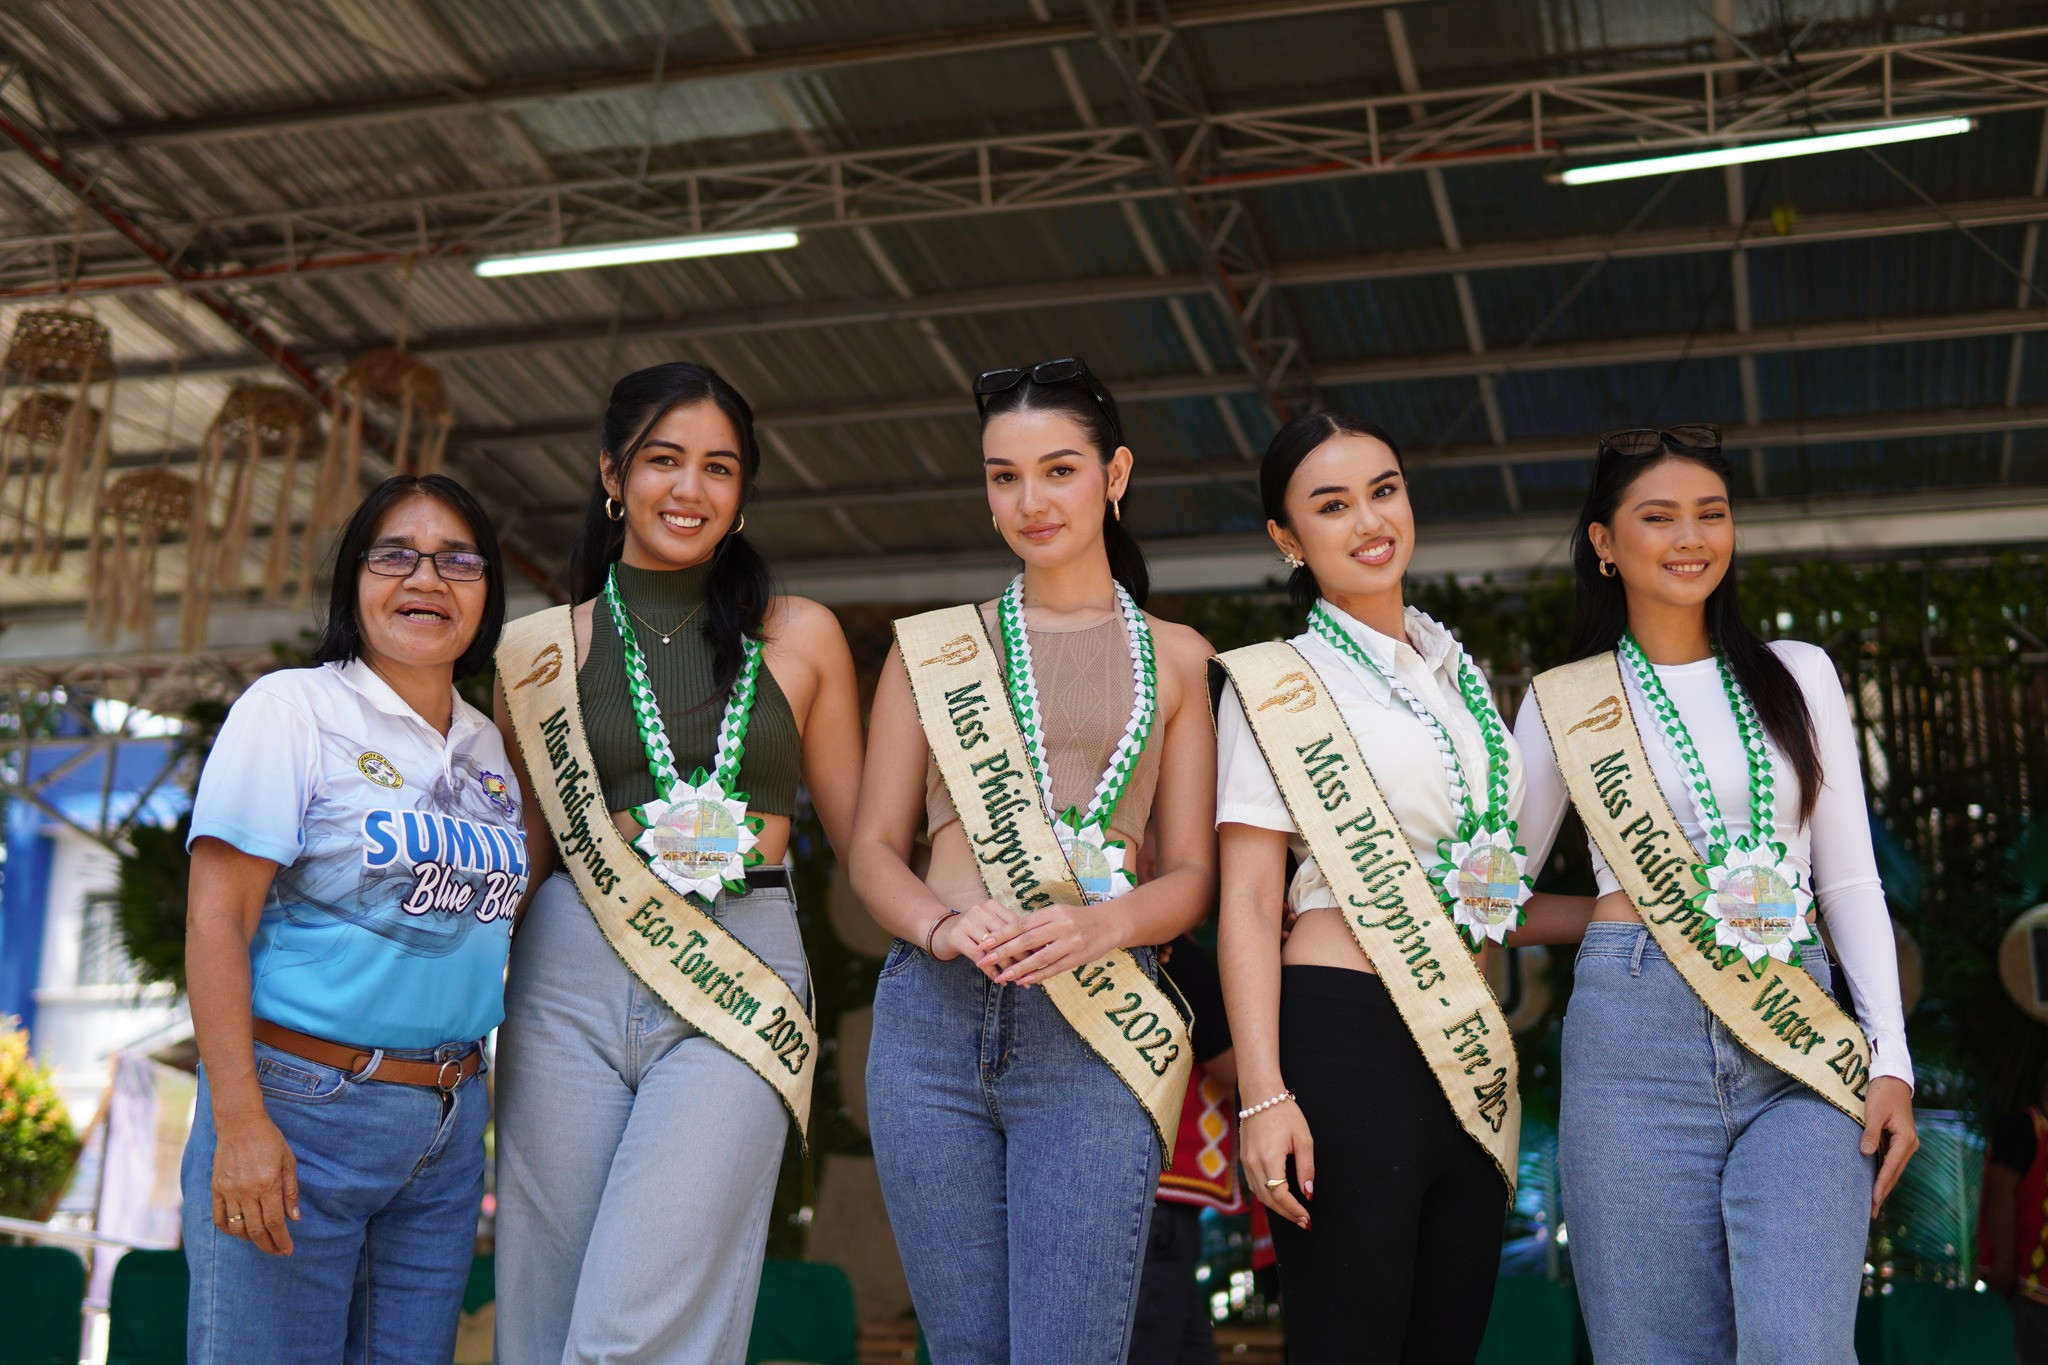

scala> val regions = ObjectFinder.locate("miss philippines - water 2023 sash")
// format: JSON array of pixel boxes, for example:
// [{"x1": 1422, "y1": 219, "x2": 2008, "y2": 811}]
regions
[
  {"x1": 1215, "y1": 640, "x2": 1521, "y2": 1189},
  {"x1": 1530, "y1": 652, "x2": 1871, "y2": 1122},
  {"x1": 895, "y1": 597, "x2": 1193, "y2": 1163},
  {"x1": 1214, "y1": 640, "x2": 1521, "y2": 1192},
  {"x1": 498, "y1": 605, "x2": 816, "y2": 1147}
]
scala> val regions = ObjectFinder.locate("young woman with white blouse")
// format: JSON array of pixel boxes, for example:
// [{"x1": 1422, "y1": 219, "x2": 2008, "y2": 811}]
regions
[
  {"x1": 1214, "y1": 411, "x2": 1588, "y2": 1363},
  {"x1": 1513, "y1": 426, "x2": 1917, "y2": 1364}
]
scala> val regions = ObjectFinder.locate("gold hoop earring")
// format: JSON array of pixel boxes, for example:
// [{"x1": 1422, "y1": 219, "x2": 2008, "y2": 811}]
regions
[
  {"x1": 604, "y1": 497, "x2": 624, "y2": 522},
  {"x1": 992, "y1": 514, "x2": 1001, "y2": 533},
  {"x1": 729, "y1": 513, "x2": 746, "y2": 536},
  {"x1": 1111, "y1": 499, "x2": 1122, "y2": 522},
  {"x1": 1598, "y1": 559, "x2": 1617, "y2": 578}
]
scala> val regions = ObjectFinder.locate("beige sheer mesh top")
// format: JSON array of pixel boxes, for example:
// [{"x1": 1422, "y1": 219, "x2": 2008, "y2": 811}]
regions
[{"x1": 925, "y1": 601, "x2": 1163, "y2": 840}]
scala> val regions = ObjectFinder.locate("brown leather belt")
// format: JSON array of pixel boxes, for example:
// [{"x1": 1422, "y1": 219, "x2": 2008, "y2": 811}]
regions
[{"x1": 253, "y1": 1019, "x2": 483, "y2": 1091}]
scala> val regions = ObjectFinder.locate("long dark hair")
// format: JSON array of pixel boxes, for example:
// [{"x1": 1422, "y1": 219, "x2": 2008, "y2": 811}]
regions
[
  {"x1": 566, "y1": 362, "x2": 773, "y2": 699},
  {"x1": 313, "y1": 474, "x2": 507, "y2": 680},
  {"x1": 1259, "y1": 410, "x2": 1405, "y2": 617},
  {"x1": 1566, "y1": 441, "x2": 1823, "y2": 822},
  {"x1": 977, "y1": 365, "x2": 1149, "y2": 606}
]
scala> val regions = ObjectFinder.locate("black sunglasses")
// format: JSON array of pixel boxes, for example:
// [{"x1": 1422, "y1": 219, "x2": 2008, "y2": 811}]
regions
[
  {"x1": 1598, "y1": 424, "x2": 1723, "y2": 458},
  {"x1": 972, "y1": 357, "x2": 1121, "y2": 440},
  {"x1": 360, "y1": 546, "x2": 490, "y2": 582}
]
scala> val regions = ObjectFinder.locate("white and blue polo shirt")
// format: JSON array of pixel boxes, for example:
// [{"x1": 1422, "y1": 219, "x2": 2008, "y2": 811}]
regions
[{"x1": 188, "y1": 659, "x2": 528, "y2": 1050}]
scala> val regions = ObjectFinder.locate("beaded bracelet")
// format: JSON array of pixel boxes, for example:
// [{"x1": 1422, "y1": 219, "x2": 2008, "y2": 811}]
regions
[
  {"x1": 1238, "y1": 1090, "x2": 1296, "y2": 1122},
  {"x1": 923, "y1": 907, "x2": 962, "y2": 956}
]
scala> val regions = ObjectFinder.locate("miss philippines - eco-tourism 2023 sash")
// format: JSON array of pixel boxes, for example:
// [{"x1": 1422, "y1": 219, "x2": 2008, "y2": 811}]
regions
[
  {"x1": 895, "y1": 603, "x2": 1193, "y2": 1163},
  {"x1": 499, "y1": 607, "x2": 816, "y2": 1147},
  {"x1": 1530, "y1": 653, "x2": 1871, "y2": 1122},
  {"x1": 1214, "y1": 641, "x2": 1520, "y2": 1192}
]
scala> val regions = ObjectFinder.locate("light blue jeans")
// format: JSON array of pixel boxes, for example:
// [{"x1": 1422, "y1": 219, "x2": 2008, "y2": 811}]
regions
[
  {"x1": 181, "y1": 1038, "x2": 487, "y2": 1364},
  {"x1": 867, "y1": 939, "x2": 1161, "y2": 1365},
  {"x1": 1560, "y1": 922, "x2": 1875, "y2": 1365},
  {"x1": 493, "y1": 871, "x2": 808, "y2": 1365}
]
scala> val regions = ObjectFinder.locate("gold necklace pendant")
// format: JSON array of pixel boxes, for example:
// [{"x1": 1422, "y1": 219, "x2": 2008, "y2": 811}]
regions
[{"x1": 627, "y1": 599, "x2": 704, "y2": 646}]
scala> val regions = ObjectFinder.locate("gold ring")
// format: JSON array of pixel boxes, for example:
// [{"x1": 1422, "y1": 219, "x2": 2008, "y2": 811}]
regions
[{"x1": 1264, "y1": 1178, "x2": 1287, "y2": 1188}]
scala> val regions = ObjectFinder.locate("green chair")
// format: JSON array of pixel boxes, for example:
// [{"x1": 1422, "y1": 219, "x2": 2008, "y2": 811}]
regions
[
  {"x1": 1475, "y1": 1276, "x2": 1579, "y2": 1365},
  {"x1": 462, "y1": 1252, "x2": 494, "y2": 1315},
  {"x1": 746, "y1": 1259, "x2": 856, "y2": 1365},
  {"x1": 0, "y1": 1244, "x2": 85, "y2": 1365},
  {"x1": 107, "y1": 1249, "x2": 189, "y2": 1365},
  {"x1": 1859, "y1": 1280, "x2": 2014, "y2": 1364}
]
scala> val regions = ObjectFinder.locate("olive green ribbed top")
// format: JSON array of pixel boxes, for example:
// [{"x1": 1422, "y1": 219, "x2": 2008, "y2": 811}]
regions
[{"x1": 577, "y1": 561, "x2": 801, "y2": 817}]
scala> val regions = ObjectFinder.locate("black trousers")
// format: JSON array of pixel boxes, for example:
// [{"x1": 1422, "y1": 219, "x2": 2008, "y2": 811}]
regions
[
  {"x1": 1266, "y1": 966, "x2": 1506, "y2": 1365},
  {"x1": 1128, "y1": 1201, "x2": 1221, "y2": 1365}
]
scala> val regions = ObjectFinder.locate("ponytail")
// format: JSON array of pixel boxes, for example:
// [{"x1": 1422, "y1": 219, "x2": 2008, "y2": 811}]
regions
[{"x1": 1102, "y1": 502, "x2": 1150, "y2": 607}]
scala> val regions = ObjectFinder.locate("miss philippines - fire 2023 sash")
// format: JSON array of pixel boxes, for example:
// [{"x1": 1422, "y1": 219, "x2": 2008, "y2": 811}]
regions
[
  {"x1": 1215, "y1": 641, "x2": 1520, "y2": 1191},
  {"x1": 499, "y1": 607, "x2": 815, "y2": 1147},
  {"x1": 895, "y1": 604, "x2": 1193, "y2": 1163},
  {"x1": 1530, "y1": 654, "x2": 1870, "y2": 1122}
]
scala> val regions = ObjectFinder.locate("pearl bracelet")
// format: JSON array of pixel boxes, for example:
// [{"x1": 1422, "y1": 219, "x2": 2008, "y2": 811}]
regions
[{"x1": 1238, "y1": 1090, "x2": 1295, "y2": 1122}]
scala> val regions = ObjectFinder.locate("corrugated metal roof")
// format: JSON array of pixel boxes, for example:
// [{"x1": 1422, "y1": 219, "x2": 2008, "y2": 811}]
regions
[{"x1": 0, "y1": 0, "x2": 2038, "y2": 616}]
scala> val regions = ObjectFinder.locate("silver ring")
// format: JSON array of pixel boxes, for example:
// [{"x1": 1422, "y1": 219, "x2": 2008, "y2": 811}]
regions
[{"x1": 225, "y1": 1214, "x2": 245, "y2": 1223}]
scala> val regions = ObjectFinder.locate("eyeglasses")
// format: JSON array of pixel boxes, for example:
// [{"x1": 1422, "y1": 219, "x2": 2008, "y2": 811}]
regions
[
  {"x1": 1597, "y1": 424, "x2": 1723, "y2": 457},
  {"x1": 359, "y1": 547, "x2": 490, "y2": 581},
  {"x1": 972, "y1": 356, "x2": 1121, "y2": 439}
]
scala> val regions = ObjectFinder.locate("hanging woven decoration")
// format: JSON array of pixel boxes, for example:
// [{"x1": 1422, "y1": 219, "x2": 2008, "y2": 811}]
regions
[
  {"x1": 86, "y1": 468, "x2": 195, "y2": 649},
  {"x1": 299, "y1": 347, "x2": 451, "y2": 604},
  {"x1": 0, "y1": 309, "x2": 116, "y2": 572},
  {"x1": 190, "y1": 384, "x2": 324, "y2": 606}
]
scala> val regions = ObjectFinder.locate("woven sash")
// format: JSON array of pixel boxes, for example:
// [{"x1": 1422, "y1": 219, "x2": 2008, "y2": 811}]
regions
[
  {"x1": 499, "y1": 607, "x2": 814, "y2": 1147},
  {"x1": 1215, "y1": 641, "x2": 1519, "y2": 1191},
  {"x1": 895, "y1": 604, "x2": 1192, "y2": 1163},
  {"x1": 1531, "y1": 654, "x2": 1870, "y2": 1122}
]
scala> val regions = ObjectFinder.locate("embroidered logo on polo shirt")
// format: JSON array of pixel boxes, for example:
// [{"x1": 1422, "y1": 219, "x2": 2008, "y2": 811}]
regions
[
  {"x1": 358, "y1": 751, "x2": 404, "y2": 789},
  {"x1": 479, "y1": 771, "x2": 514, "y2": 814}
]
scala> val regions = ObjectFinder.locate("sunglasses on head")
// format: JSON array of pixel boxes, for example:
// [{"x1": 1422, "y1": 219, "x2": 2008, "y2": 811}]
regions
[
  {"x1": 1597, "y1": 424, "x2": 1723, "y2": 458},
  {"x1": 972, "y1": 356, "x2": 1121, "y2": 440}
]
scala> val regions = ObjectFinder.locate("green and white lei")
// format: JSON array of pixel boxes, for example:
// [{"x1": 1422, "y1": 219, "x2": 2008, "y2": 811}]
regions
[
  {"x1": 605, "y1": 564, "x2": 767, "y2": 903},
  {"x1": 1308, "y1": 604, "x2": 1530, "y2": 948},
  {"x1": 997, "y1": 575, "x2": 1157, "y2": 902},
  {"x1": 1619, "y1": 632, "x2": 1813, "y2": 966}
]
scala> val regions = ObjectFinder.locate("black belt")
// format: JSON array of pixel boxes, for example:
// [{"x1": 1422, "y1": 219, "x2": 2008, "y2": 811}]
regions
[{"x1": 745, "y1": 866, "x2": 791, "y2": 891}]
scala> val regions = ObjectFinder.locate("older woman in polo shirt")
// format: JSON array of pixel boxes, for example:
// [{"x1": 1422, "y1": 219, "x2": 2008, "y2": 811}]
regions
[{"x1": 181, "y1": 474, "x2": 523, "y2": 1365}]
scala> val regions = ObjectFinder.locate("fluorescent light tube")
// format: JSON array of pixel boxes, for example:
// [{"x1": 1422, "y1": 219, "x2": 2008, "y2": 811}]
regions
[
  {"x1": 1555, "y1": 117, "x2": 1975, "y2": 185},
  {"x1": 474, "y1": 228, "x2": 801, "y2": 277}
]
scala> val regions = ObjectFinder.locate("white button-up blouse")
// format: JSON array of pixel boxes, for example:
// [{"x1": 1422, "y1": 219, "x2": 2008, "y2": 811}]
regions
[{"x1": 1214, "y1": 602, "x2": 1528, "y2": 914}]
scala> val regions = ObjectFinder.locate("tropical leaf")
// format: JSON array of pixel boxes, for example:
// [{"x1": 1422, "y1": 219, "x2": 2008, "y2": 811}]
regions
[
  {"x1": 1502, "y1": 1113, "x2": 1567, "y2": 1280},
  {"x1": 1878, "y1": 1109, "x2": 1985, "y2": 1286}
]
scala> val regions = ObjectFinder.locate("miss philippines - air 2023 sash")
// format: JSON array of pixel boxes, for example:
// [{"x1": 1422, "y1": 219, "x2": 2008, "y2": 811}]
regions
[
  {"x1": 1531, "y1": 653, "x2": 1871, "y2": 1122},
  {"x1": 895, "y1": 597, "x2": 1193, "y2": 1163},
  {"x1": 498, "y1": 606, "x2": 816, "y2": 1147},
  {"x1": 1214, "y1": 640, "x2": 1520, "y2": 1192}
]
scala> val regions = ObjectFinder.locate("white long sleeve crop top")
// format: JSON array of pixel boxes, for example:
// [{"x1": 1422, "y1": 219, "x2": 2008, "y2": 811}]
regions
[{"x1": 1513, "y1": 639, "x2": 1913, "y2": 1088}]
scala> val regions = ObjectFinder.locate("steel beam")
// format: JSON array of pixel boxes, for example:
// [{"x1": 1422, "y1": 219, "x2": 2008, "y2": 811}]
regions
[
  {"x1": 81, "y1": 192, "x2": 2048, "y2": 384},
  {"x1": 7, "y1": 486, "x2": 2042, "y2": 650},
  {"x1": 5, "y1": 25, "x2": 2041, "y2": 297},
  {"x1": 25, "y1": 1, "x2": 1421, "y2": 150},
  {"x1": 442, "y1": 306, "x2": 2048, "y2": 448},
  {"x1": 80, "y1": 398, "x2": 2048, "y2": 513},
  {"x1": 1082, "y1": 0, "x2": 1318, "y2": 421},
  {"x1": 770, "y1": 487, "x2": 2048, "y2": 603},
  {"x1": 739, "y1": 403, "x2": 2048, "y2": 510}
]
